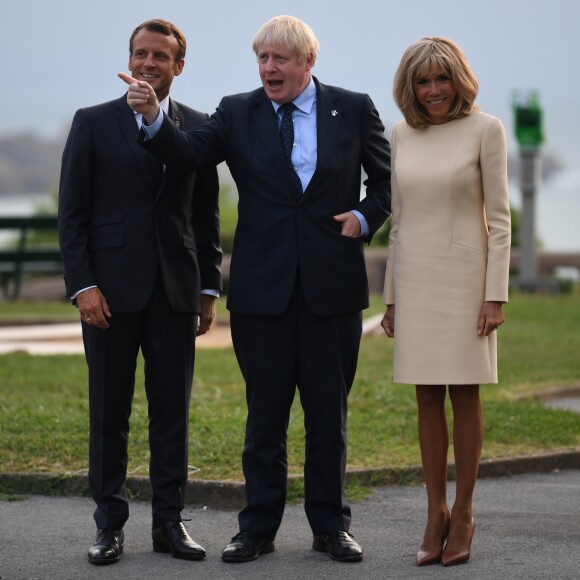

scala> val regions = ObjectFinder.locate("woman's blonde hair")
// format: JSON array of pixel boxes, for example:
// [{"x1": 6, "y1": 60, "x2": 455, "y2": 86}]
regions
[
  {"x1": 393, "y1": 37, "x2": 479, "y2": 128},
  {"x1": 252, "y1": 15, "x2": 319, "y2": 65}
]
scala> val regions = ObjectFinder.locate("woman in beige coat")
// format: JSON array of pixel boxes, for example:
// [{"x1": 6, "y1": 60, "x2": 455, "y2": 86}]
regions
[{"x1": 381, "y1": 37, "x2": 511, "y2": 567}]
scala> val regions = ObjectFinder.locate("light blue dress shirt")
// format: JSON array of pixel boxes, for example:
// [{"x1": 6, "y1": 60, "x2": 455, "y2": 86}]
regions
[
  {"x1": 272, "y1": 79, "x2": 317, "y2": 192},
  {"x1": 271, "y1": 78, "x2": 368, "y2": 236}
]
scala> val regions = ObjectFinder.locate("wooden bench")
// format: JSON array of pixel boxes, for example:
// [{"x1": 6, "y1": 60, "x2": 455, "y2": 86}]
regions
[{"x1": 0, "y1": 216, "x2": 62, "y2": 300}]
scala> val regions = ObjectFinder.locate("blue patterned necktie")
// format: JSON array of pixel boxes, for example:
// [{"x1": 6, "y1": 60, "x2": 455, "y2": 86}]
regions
[{"x1": 279, "y1": 102, "x2": 303, "y2": 193}]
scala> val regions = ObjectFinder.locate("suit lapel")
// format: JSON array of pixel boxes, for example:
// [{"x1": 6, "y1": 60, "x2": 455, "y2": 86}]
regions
[
  {"x1": 251, "y1": 92, "x2": 301, "y2": 200},
  {"x1": 169, "y1": 100, "x2": 183, "y2": 130},
  {"x1": 304, "y1": 80, "x2": 341, "y2": 199},
  {"x1": 150, "y1": 99, "x2": 184, "y2": 200},
  {"x1": 116, "y1": 96, "x2": 159, "y2": 192}
]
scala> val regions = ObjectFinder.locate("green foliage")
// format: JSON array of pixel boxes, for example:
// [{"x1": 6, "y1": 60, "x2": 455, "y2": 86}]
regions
[
  {"x1": 510, "y1": 204, "x2": 520, "y2": 247},
  {"x1": 218, "y1": 185, "x2": 238, "y2": 254},
  {"x1": 370, "y1": 215, "x2": 391, "y2": 247},
  {"x1": 0, "y1": 300, "x2": 76, "y2": 321}
]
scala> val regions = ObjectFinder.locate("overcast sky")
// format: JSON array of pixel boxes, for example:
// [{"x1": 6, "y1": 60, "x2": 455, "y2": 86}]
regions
[
  {"x1": 2, "y1": 0, "x2": 579, "y2": 250},
  {"x1": 3, "y1": 0, "x2": 579, "y2": 163}
]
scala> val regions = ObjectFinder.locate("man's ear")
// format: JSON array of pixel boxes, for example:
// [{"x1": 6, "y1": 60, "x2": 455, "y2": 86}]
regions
[{"x1": 174, "y1": 59, "x2": 185, "y2": 76}]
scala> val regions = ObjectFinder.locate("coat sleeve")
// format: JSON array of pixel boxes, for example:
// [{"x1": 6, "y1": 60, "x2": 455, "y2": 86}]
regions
[
  {"x1": 140, "y1": 99, "x2": 230, "y2": 170},
  {"x1": 192, "y1": 148, "x2": 223, "y2": 293},
  {"x1": 355, "y1": 94, "x2": 392, "y2": 240},
  {"x1": 481, "y1": 116, "x2": 511, "y2": 302},
  {"x1": 57, "y1": 108, "x2": 96, "y2": 298},
  {"x1": 383, "y1": 124, "x2": 399, "y2": 305}
]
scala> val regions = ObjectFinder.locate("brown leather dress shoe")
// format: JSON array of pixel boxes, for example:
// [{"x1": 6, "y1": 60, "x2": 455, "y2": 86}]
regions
[
  {"x1": 222, "y1": 531, "x2": 275, "y2": 563},
  {"x1": 313, "y1": 530, "x2": 363, "y2": 562},
  {"x1": 152, "y1": 520, "x2": 206, "y2": 560},
  {"x1": 88, "y1": 528, "x2": 124, "y2": 565}
]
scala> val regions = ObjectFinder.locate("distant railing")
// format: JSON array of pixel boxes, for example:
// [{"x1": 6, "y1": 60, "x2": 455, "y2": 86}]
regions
[
  {"x1": 0, "y1": 215, "x2": 61, "y2": 300},
  {"x1": 508, "y1": 248, "x2": 580, "y2": 277}
]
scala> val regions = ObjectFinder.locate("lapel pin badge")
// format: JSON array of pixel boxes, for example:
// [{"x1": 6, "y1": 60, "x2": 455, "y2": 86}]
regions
[
  {"x1": 175, "y1": 115, "x2": 181, "y2": 128},
  {"x1": 331, "y1": 110, "x2": 338, "y2": 117}
]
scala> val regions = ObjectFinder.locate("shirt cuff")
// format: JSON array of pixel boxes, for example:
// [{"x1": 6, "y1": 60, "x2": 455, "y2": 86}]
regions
[
  {"x1": 201, "y1": 289, "x2": 219, "y2": 298},
  {"x1": 351, "y1": 210, "x2": 369, "y2": 237},
  {"x1": 142, "y1": 109, "x2": 164, "y2": 138},
  {"x1": 71, "y1": 285, "x2": 97, "y2": 300}
]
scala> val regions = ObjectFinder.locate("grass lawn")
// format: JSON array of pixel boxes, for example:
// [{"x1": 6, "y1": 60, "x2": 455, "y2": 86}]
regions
[
  {"x1": 0, "y1": 299, "x2": 78, "y2": 323},
  {"x1": 0, "y1": 290, "x2": 579, "y2": 493}
]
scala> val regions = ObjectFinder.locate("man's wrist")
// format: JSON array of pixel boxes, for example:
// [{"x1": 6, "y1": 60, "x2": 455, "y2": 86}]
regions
[
  {"x1": 71, "y1": 285, "x2": 97, "y2": 300},
  {"x1": 143, "y1": 106, "x2": 161, "y2": 126}
]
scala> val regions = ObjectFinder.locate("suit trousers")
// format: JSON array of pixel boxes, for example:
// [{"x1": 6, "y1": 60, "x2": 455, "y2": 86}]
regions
[
  {"x1": 230, "y1": 273, "x2": 362, "y2": 538},
  {"x1": 82, "y1": 274, "x2": 197, "y2": 530}
]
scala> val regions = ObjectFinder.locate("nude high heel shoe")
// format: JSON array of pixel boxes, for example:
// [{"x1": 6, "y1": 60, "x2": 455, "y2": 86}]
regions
[
  {"x1": 441, "y1": 517, "x2": 475, "y2": 566},
  {"x1": 416, "y1": 513, "x2": 450, "y2": 566}
]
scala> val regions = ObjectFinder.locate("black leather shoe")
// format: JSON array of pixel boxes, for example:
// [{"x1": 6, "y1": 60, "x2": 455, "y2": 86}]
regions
[
  {"x1": 88, "y1": 528, "x2": 124, "y2": 565},
  {"x1": 222, "y1": 531, "x2": 275, "y2": 563},
  {"x1": 313, "y1": 530, "x2": 363, "y2": 562},
  {"x1": 152, "y1": 520, "x2": 206, "y2": 560}
]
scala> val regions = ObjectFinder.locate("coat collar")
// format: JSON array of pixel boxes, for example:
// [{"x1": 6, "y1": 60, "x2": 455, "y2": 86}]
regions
[{"x1": 307, "y1": 77, "x2": 341, "y2": 196}]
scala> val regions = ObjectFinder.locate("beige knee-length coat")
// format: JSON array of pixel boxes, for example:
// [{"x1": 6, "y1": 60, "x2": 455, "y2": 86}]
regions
[{"x1": 383, "y1": 112, "x2": 511, "y2": 385}]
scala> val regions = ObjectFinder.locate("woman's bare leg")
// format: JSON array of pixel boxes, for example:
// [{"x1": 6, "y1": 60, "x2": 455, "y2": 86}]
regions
[
  {"x1": 445, "y1": 385, "x2": 481, "y2": 555},
  {"x1": 415, "y1": 385, "x2": 451, "y2": 555}
]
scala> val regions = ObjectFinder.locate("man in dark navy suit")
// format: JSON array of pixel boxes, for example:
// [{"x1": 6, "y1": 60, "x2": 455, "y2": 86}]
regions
[
  {"x1": 122, "y1": 14, "x2": 390, "y2": 563},
  {"x1": 59, "y1": 19, "x2": 221, "y2": 565}
]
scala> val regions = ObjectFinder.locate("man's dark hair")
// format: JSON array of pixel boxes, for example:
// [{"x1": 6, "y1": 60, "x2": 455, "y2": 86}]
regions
[{"x1": 129, "y1": 19, "x2": 187, "y2": 61}]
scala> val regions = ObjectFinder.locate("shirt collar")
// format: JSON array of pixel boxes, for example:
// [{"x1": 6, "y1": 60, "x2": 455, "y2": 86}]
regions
[
  {"x1": 159, "y1": 95, "x2": 170, "y2": 116},
  {"x1": 272, "y1": 77, "x2": 316, "y2": 115}
]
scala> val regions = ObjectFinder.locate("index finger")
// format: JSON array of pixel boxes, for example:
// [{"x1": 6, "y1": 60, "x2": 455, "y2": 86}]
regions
[{"x1": 118, "y1": 71, "x2": 136, "y2": 85}]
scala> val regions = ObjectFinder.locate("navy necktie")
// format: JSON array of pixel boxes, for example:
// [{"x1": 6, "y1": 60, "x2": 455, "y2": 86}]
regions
[{"x1": 279, "y1": 103, "x2": 303, "y2": 193}]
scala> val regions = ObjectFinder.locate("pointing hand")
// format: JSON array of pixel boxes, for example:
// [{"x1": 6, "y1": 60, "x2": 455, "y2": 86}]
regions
[{"x1": 118, "y1": 72, "x2": 160, "y2": 123}]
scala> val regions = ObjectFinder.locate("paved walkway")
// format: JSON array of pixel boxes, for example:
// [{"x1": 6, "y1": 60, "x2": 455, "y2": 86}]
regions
[
  {"x1": 0, "y1": 314, "x2": 385, "y2": 355},
  {"x1": 1, "y1": 470, "x2": 579, "y2": 580},
  {"x1": 0, "y1": 321, "x2": 233, "y2": 354}
]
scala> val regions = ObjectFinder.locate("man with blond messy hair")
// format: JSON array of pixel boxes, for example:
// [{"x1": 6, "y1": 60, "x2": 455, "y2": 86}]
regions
[{"x1": 122, "y1": 14, "x2": 390, "y2": 563}]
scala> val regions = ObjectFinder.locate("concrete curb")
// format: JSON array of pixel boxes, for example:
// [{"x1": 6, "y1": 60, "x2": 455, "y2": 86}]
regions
[{"x1": 2, "y1": 450, "x2": 579, "y2": 509}]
